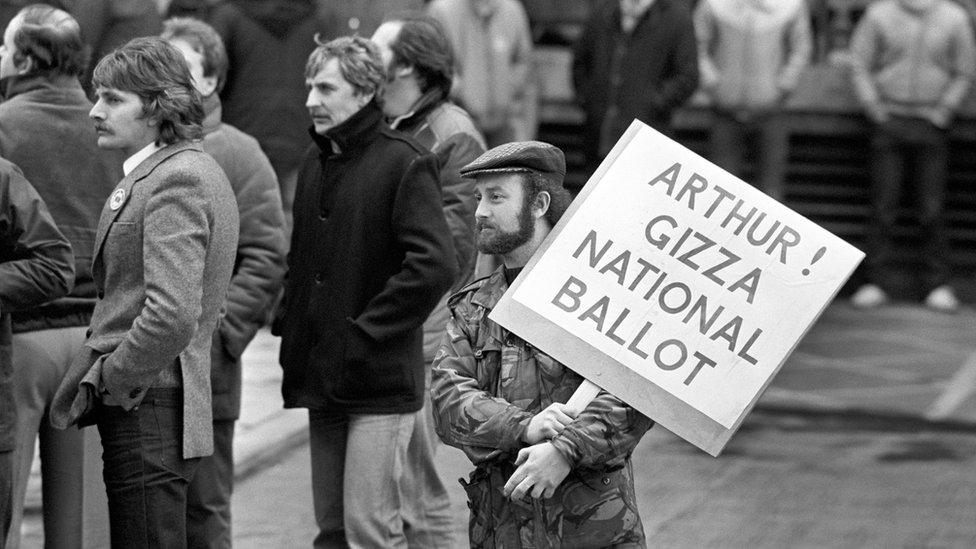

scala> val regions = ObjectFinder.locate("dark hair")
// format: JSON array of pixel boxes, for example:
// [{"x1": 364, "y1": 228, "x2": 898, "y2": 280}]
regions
[
  {"x1": 386, "y1": 15, "x2": 454, "y2": 96},
  {"x1": 92, "y1": 37, "x2": 203, "y2": 145},
  {"x1": 305, "y1": 35, "x2": 384, "y2": 97},
  {"x1": 525, "y1": 171, "x2": 572, "y2": 228},
  {"x1": 161, "y1": 16, "x2": 228, "y2": 94},
  {"x1": 11, "y1": 4, "x2": 88, "y2": 77}
]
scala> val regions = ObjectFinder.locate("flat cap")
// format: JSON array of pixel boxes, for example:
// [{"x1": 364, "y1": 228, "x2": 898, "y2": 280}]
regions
[{"x1": 460, "y1": 140, "x2": 566, "y2": 180}]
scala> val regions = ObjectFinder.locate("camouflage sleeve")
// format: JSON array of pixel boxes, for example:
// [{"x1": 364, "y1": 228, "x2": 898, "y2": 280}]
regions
[
  {"x1": 430, "y1": 308, "x2": 533, "y2": 462},
  {"x1": 548, "y1": 390, "x2": 654, "y2": 470}
]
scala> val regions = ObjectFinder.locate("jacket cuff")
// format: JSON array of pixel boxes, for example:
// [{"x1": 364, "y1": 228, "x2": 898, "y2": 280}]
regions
[
  {"x1": 100, "y1": 357, "x2": 147, "y2": 410},
  {"x1": 548, "y1": 433, "x2": 580, "y2": 467}
]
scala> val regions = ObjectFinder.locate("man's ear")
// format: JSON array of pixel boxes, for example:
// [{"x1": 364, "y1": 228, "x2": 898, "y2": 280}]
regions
[
  {"x1": 533, "y1": 191, "x2": 551, "y2": 220},
  {"x1": 198, "y1": 74, "x2": 218, "y2": 98},
  {"x1": 393, "y1": 64, "x2": 414, "y2": 80},
  {"x1": 356, "y1": 90, "x2": 375, "y2": 109},
  {"x1": 15, "y1": 52, "x2": 35, "y2": 75}
]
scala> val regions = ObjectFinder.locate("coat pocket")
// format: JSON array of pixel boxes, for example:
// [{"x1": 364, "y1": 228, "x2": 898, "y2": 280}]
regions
[
  {"x1": 557, "y1": 467, "x2": 645, "y2": 548},
  {"x1": 334, "y1": 322, "x2": 413, "y2": 401}
]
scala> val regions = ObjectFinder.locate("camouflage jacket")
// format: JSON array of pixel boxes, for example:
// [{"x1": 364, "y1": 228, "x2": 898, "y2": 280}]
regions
[{"x1": 431, "y1": 267, "x2": 654, "y2": 548}]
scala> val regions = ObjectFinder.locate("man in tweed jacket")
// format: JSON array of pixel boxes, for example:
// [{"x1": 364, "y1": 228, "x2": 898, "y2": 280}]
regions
[{"x1": 51, "y1": 37, "x2": 238, "y2": 547}]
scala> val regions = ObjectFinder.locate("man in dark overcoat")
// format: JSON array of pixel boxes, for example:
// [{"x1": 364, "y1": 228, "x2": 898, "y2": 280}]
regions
[{"x1": 273, "y1": 35, "x2": 456, "y2": 547}]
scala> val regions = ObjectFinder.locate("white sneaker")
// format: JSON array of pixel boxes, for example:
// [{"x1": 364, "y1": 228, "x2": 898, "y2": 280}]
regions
[
  {"x1": 925, "y1": 285, "x2": 960, "y2": 313},
  {"x1": 850, "y1": 284, "x2": 888, "y2": 309}
]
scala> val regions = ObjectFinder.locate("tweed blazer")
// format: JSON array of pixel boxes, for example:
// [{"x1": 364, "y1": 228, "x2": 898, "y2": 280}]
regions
[{"x1": 51, "y1": 141, "x2": 239, "y2": 459}]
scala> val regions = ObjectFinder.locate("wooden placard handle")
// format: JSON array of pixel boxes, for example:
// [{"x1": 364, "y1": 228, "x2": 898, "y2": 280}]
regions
[{"x1": 565, "y1": 379, "x2": 601, "y2": 417}]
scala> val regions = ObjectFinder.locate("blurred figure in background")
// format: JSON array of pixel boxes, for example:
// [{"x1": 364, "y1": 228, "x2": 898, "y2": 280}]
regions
[
  {"x1": 163, "y1": 17, "x2": 287, "y2": 549},
  {"x1": 572, "y1": 0, "x2": 699, "y2": 172},
  {"x1": 372, "y1": 14, "x2": 486, "y2": 548},
  {"x1": 0, "y1": 157, "x2": 73, "y2": 549},
  {"x1": 848, "y1": 0, "x2": 976, "y2": 311},
  {"x1": 694, "y1": 0, "x2": 812, "y2": 202},
  {"x1": 208, "y1": 0, "x2": 339, "y2": 238},
  {"x1": 0, "y1": 6, "x2": 121, "y2": 549},
  {"x1": 330, "y1": 0, "x2": 424, "y2": 37},
  {"x1": 427, "y1": 0, "x2": 536, "y2": 147},
  {"x1": 70, "y1": 0, "x2": 162, "y2": 92}
]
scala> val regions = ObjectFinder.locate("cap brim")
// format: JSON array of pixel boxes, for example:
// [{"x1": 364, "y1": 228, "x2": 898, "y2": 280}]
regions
[{"x1": 460, "y1": 166, "x2": 535, "y2": 179}]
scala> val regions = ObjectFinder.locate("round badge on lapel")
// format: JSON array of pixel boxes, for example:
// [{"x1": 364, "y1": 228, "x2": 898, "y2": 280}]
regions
[{"x1": 109, "y1": 188, "x2": 126, "y2": 211}]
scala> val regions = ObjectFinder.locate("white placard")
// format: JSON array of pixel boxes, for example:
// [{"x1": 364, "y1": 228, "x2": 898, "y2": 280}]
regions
[{"x1": 491, "y1": 121, "x2": 863, "y2": 453}]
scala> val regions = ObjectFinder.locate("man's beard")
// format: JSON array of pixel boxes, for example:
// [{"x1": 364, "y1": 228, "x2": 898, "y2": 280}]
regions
[{"x1": 475, "y1": 198, "x2": 535, "y2": 255}]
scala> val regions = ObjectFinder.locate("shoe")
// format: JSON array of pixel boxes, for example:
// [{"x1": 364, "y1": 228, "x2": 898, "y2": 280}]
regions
[
  {"x1": 924, "y1": 285, "x2": 960, "y2": 313},
  {"x1": 850, "y1": 284, "x2": 888, "y2": 309}
]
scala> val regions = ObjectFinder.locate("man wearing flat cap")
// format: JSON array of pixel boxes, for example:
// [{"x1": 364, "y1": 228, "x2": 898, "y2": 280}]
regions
[{"x1": 430, "y1": 141, "x2": 654, "y2": 547}]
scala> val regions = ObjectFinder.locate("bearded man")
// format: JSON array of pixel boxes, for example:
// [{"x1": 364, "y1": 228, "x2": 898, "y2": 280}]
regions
[{"x1": 430, "y1": 141, "x2": 654, "y2": 547}]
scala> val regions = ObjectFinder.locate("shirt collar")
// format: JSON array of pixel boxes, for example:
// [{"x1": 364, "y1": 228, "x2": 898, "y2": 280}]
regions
[{"x1": 123, "y1": 141, "x2": 163, "y2": 176}]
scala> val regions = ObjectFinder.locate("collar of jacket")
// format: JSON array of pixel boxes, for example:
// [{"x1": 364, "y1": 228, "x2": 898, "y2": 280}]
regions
[
  {"x1": 613, "y1": 0, "x2": 670, "y2": 27},
  {"x1": 470, "y1": 266, "x2": 509, "y2": 310},
  {"x1": 201, "y1": 93, "x2": 223, "y2": 136},
  {"x1": 0, "y1": 73, "x2": 82, "y2": 102},
  {"x1": 898, "y1": 0, "x2": 938, "y2": 14},
  {"x1": 309, "y1": 99, "x2": 384, "y2": 156},
  {"x1": 232, "y1": 0, "x2": 316, "y2": 38},
  {"x1": 126, "y1": 140, "x2": 202, "y2": 183},
  {"x1": 390, "y1": 87, "x2": 448, "y2": 132}
]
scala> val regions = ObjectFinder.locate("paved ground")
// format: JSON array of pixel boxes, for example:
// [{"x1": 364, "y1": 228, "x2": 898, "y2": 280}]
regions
[
  {"x1": 766, "y1": 302, "x2": 976, "y2": 425},
  {"x1": 16, "y1": 299, "x2": 976, "y2": 547},
  {"x1": 229, "y1": 408, "x2": 976, "y2": 548}
]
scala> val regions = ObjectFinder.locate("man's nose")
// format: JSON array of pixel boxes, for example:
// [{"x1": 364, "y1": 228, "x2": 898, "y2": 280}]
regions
[
  {"x1": 474, "y1": 198, "x2": 490, "y2": 219},
  {"x1": 89, "y1": 102, "x2": 104, "y2": 120},
  {"x1": 305, "y1": 89, "x2": 318, "y2": 109}
]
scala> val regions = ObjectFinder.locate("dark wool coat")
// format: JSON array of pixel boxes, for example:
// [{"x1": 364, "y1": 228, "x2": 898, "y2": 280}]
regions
[
  {"x1": 572, "y1": 0, "x2": 699, "y2": 164},
  {"x1": 0, "y1": 161, "x2": 74, "y2": 451},
  {"x1": 200, "y1": 97, "x2": 287, "y2": 421},
  {"x1": 276, "y1": 100, "x2": 457, "y2": 414},
  {"x1": 0, "y1": 74, "x2": 122, "y2": 333}
]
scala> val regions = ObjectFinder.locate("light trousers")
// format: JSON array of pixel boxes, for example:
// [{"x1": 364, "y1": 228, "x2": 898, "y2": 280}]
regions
[
  {"x1": 7, "y1": 327, "x2": 87, "y2": 549},
  {"x1": 309, "y1": 410, "x2": 415, "y2": 549}
]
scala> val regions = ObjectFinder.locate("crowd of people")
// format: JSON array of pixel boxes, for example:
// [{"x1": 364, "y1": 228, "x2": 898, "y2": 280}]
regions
[{"x1": 0, "y1": 0, "x2": 973, "y2": 548}]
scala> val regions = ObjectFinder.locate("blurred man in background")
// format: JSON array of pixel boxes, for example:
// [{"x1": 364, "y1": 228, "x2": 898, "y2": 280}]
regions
[
  {"x1": 372, "y1": 14, "x2": 486, "y2": 548},
  {"x1": 0, "y1": 160, "x2": 73, "y2": 549},
  {"x1": 0, "y1": 6, "x2": 121, "y2": 547},
  {"x1": 573, "y1": 0, "x2": 698, "y2": 171},
  {"x1": 207, "y1": 0, "x2": 340, "y2": 238},
  {"x1": 694, "y1": 0, "x2": 812, "y2": 202},
  {"x1": 163, "y1": 17, "x2": 287, "y2": 548},
  {"x1": 428, "y1": 0, "x2": 537, "y2": 147},
  {"x1": 848, "y1": 0, "x2": 976, "y2": 311}
]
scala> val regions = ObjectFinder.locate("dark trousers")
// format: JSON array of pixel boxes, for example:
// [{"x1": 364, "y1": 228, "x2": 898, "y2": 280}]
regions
[
  {"x1": 1, "y1": 450, "x2": 11, "y2": 546},
  {"x1": 709, "y1": 109, "x2": 789, "y2": 202},
  {"x1": 186, "y1": 419, "x2": 234, "y2": 549},
  {"x1": 96, "y1": 388, "x2": 200, "y2": 549},
  {"x1": 865, "y1": 116, "x2": 950, "y2": 291}
]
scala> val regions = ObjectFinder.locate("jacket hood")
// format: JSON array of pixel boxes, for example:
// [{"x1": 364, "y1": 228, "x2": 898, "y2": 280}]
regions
[
  {"x1": 232, "y1": 0, "x2": 316, "y2": 38},
  {"x1": 898, "y1": 0, "x2": 938, "y2": 13}
]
